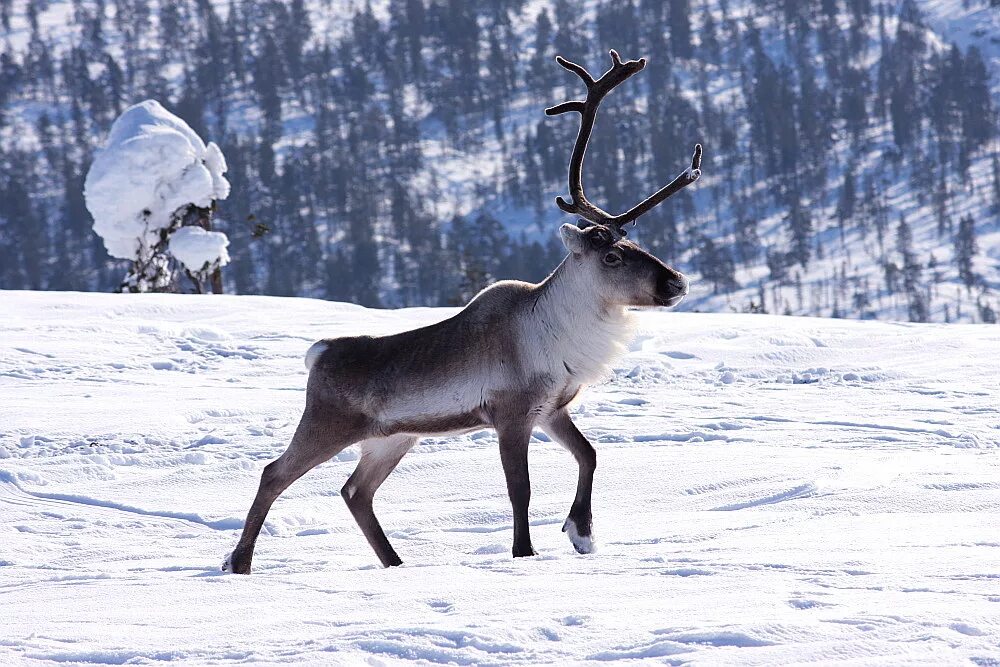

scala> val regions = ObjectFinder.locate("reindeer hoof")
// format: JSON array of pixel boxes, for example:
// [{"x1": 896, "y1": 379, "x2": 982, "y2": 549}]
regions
[
  {"x1": 512, "y1": 545, "x2": 538, "y2": 558},
  {"x1": 563, "y1": 518, "x2": 596, "y2": 554},
  {"x1": 222, "y1": 551, "x2": 251, "y2": 574}
]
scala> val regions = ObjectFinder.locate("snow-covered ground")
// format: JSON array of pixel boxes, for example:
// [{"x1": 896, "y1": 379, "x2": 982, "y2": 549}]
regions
[{"x1": 1, "y1": 290, "x2": 998, "y2": 665}]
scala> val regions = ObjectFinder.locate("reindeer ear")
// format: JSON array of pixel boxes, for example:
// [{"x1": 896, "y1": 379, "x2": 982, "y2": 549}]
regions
[{"x1": 559, "y1": 223, "x2": 587, "y2": 254}]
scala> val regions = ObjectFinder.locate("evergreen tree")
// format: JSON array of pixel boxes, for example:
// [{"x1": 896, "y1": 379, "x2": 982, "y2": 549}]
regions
[
  {"x1": 786, "y1": 197, "x2": 813, "y2": 268},
  {"x1": 836, "y1": 165, "x2": 856, "y2": 234},
  {"x1": 955, "y1": 215, "x2": 978, "y2": 289},
  {"x1": 734, "y1": 214, "x2": 761, "y2": 265},
  {"x1": 696, "y1": 235, "x2": 737, "y2": 294},
  {"x1": 961, "y1": 47, "x2": 995, "y2": 148},
  {"x1": 841, "y1": 66, "x2": 868, "y2": 139},
  {"x1": 991, "y1": 153, "x2": 1000, "y2": 215},
  {"x1": 668, "y1": 0, "x2": 692, "y2": 58}
]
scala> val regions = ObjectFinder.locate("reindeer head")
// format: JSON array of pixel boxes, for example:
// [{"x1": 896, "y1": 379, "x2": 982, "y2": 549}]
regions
[
  {"x1": 558, "y1": 222, "x2": 689, "y2": 308},
  {"x1": 547, "y1": 50, "x2": 701, "y2": 309}
]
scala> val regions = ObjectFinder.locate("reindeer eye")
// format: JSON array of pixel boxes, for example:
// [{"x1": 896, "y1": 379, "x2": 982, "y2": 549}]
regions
[{"x1": 603, "y1": 252, "x2": 622, "y2": 267}]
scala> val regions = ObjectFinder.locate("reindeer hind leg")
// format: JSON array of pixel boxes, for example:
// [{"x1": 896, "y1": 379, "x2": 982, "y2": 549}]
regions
[
  {"x1": 342, "y1": 434, "x2": 417, "y2": 567},
  {"x1": 224, "y1": 409, "x2": 363, "y2": 574}
]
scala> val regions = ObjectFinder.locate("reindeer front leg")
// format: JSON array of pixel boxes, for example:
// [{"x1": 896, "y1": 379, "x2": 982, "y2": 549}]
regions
[
  {"x1": 542, "y1": 409, "x2": 596, "y2": 554},
  {"x1": 497, "y1": 421, "x2": 537, "y2": 558}
]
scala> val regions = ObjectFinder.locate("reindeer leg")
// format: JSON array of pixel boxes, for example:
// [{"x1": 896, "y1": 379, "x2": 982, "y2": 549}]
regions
[
  {"x1": 224, "y1": 410, "x2": 361, "y2": 574},
  {"x1": 497, "y1": 421, "x2": 536, "y2": 558},
  {"x1": 542, "y1": 409, "x2": 596, "y2": 554},
  {"x1": 341, "y1": 435, "x2": 416, "y2": 568}
]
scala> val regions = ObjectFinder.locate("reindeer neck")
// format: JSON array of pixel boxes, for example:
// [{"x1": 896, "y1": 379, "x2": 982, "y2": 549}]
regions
[
  {"x1": 535, "y1": 256, "x2": 612, "y2": 317},
  {"x1": 526, "y1": 256, "x2": 636, "y2": 385}
]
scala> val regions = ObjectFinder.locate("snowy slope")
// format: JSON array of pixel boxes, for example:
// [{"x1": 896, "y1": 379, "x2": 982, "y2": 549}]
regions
[
  {"x1": 920, "y1": 0, "x2": 1000, "y2": 74},
  {"x1": 4, "y1": 0, "x2": 1000, "y2": 319},
  {"x1": 1, "y1": 291, "x2": 998, "y2": 665}
]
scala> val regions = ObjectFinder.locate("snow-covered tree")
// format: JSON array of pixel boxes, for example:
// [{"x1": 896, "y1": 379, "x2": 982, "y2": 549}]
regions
[{"x1": 84, "y1": 100, "x2": 231, "y2": 293}]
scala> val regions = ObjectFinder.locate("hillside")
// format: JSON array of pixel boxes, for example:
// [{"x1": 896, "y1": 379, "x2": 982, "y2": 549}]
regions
[
  {"x1": 0, "y1": 0, "x2": 998, "y2": 321},
  {"x1": 1, "y1": 292, "x2": 998, "y2": 664}
]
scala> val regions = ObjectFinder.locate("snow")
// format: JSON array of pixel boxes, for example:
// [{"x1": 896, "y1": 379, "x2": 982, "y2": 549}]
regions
[
  {"x1": 84, "y1": 100, "x2": 230, "y2": 260},
  {"x1": 919, "y1": 0, "x2": 1000, "y2": 84},
  {"x1": 1, "y1": 290, "x2": 998, "y2": 665},
  {"x1": 168, "y1": 225, "x2": 231, "y2": 271}
]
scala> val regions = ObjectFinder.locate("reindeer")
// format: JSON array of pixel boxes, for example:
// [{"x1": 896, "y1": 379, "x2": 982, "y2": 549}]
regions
[{"x1": 224, "y1": 50, "x2": 702, "y2": 573}]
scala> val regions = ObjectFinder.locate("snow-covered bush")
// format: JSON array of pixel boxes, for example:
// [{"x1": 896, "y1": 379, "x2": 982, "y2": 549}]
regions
[
  {"x1": 168, "y1": 224, "x2": 231, "y2": 291},
  {"x1": 84, "y1": 100, "x2": 231, "y2": 293},
  {"x1": 168, "y1": 225, "x2": 230, "y2": 272}
]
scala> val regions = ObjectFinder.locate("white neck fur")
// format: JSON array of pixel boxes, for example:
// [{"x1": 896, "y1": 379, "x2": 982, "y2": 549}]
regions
[{"x1": 523, "y1": 256, "x2": 637, "y2": 387}]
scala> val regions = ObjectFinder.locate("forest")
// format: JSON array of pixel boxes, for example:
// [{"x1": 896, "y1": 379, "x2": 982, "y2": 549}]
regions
[{"x1": 0, "y1": 0, "x2": 997, "y2": 320}]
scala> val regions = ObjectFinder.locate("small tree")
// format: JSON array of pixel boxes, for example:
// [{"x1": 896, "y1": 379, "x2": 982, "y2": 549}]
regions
[{"x1": 84, "y1": 100, "x2": 231, "y2": 293}]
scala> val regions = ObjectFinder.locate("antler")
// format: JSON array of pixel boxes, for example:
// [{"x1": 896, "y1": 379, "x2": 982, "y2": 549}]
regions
[{"x1": 545, "y1": 50, "x2": 702, "y2": 237}]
